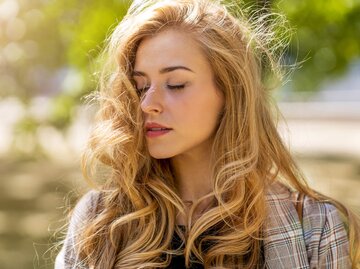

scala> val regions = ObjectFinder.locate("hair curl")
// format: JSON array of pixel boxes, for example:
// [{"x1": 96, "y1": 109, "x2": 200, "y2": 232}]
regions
[{"x1": 73, "y1": 0, "x2": 360, "y2": 268}]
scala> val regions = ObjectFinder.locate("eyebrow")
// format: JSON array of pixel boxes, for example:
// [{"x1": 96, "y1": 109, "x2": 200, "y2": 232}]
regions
[{"x1": 132, "y1": 66, "x2": 194, "y2": 77}]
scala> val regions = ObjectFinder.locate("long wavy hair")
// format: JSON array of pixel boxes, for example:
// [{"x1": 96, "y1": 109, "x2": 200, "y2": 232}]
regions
[{"x1": 73, "y1": 0, "x2": 360, "y2": 268}]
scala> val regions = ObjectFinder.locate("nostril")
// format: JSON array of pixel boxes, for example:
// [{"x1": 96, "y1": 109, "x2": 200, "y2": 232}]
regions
[{"x1": 141, "y1": 103, "x2": 162, "y2": 114}]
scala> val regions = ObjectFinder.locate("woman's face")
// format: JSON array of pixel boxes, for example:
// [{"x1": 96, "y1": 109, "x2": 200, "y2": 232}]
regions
[{"x1": 133, "y1": 29, "x2": 224, "y2": 159}]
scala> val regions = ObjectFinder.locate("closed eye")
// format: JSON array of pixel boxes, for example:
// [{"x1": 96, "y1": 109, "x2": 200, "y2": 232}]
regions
[
  {"x1": 136, "y1": 86, "x2": 150, "y2": 92},
  {"x1": 167, "y1": 84, "x2": 185, "y2": 90},
  {"x1": 136, "y1": 84, "x2": 186, "y2": 93}
]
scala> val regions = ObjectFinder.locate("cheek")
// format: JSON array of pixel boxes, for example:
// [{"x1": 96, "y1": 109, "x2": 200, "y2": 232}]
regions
[
  {"x1": 184, "y1": 98, "x2": 221, "y2": 131},
  {"x1": 167, "y1": 94, "x2": 193, "y2": 118},
  {"x1": 167, "y1": 83, "x2": 224, "y2": 131}
]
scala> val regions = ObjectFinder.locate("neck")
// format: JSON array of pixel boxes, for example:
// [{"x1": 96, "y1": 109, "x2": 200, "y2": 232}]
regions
[{"x1": 170, "y1": 150, "x2": 213, "y2": 202}]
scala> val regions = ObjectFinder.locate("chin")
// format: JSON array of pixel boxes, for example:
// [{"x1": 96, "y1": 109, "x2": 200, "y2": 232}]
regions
[
  {"x1": 149, "y1": 151, "x2": 175, "y2": 160},
  {"x1": 150, "y1": 153, "x2": 172, "y2": 160}
]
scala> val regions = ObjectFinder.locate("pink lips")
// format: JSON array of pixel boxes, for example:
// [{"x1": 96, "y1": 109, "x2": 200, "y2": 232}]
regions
[{"x1": 145, "y1": 122, "x2": 172, "y2": 138}]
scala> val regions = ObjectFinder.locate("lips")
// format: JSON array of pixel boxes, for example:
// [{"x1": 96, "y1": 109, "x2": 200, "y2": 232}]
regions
[
  {"x1": 145, "y1": 122, "x2": 171, "y2": 131},
  {"x1": 144, "y1": 122, "x2": 172, "y2": 138},
  {"x1": 147, "y1": 127, "x2": 171, "y2": 131}
]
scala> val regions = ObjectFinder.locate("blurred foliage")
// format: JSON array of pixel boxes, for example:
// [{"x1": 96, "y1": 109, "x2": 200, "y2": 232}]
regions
[
  {"x1": 0, "y1": 0, "x2": 359, "y2": 128},
  {"x1": 43, "y1": 0, "x2": 131, "y2": 128},
  {"x1": 44, "y1": 0, "x2": 131, "y2": 70},
  {"x1": 276, "y1": 0, "x2": 360, "y2": 95},
  {"x1": 0, "y1": 0, "x2": 131, "y2": 129}
]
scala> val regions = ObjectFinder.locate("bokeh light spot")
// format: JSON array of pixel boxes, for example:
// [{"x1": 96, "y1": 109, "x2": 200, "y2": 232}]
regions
[
  {"x1": 3, "y1": 42, "x2": 24, "y2": 62},
  {"x1": 6, "y1": 17, "x2": 26, "y2": 41},
  {"x1": 0, "y1": 0, "x2": 19, "y2": 21}
]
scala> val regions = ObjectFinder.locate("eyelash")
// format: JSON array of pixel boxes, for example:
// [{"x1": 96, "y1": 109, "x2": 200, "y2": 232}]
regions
[
  {"x1": 167, "y1": 84, "x2": 185, "y2": 90},
  {"x1": 136, "y1": 84, "x2": 186, "y2": 92}
]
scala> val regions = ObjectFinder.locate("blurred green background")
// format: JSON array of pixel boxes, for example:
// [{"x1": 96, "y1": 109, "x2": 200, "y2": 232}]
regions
[{"x1": 0, "y1": 0, "x2": 359, "y2": 268}]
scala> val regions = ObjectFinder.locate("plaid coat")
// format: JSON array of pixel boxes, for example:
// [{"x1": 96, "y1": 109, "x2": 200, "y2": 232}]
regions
[{"x1": 55, "y1": 183, "x2": 350, "y2": 268}]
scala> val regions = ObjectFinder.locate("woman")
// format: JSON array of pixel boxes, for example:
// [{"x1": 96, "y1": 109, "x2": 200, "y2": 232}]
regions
[{"x1": 55, "y1": 0, "x2": 359, "y2": 268}]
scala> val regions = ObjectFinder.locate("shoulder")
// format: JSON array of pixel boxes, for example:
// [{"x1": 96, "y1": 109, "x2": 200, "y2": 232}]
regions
[
  {"x1": 55, "y1": 190, "x2": 101, "y2": 269},
  {"x1": 265, "y1": 182, "x2": 347, "y2": 230},
  {"x1": 301, "y1": 194, "x2": 350, "y2": 268},
  {"x1": 264, "y1": 182, "x2": 350, "y2": 268},
  {"x1": 263, "y1": 183, "x2": 308, "y2": 267},
  {"x1": 64, "y1": 190, "x2": 101, "y2": 234},
  {"x1": 70, "y1": 190, "x2": 101, "y2": 223}
]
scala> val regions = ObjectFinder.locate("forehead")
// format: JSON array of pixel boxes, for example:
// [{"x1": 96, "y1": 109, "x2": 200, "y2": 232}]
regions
[{"x1": 134, "y1": 29, "x2": 210, "y2": 72}]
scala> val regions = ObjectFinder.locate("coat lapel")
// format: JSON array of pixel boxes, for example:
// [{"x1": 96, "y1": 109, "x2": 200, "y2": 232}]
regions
[{"x1": 263, "y1": 183, "x2": 309, "y2": 269}]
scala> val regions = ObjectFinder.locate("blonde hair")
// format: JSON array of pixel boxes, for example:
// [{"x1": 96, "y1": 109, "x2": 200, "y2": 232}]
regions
[{"x1": 74, "y1": 0, "x2": 360, "y2": 268}]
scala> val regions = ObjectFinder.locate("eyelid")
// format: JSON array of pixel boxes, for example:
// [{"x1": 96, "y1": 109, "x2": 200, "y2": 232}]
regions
[
  {"x1": 135, "y1": 80, "x2": 188, "y2": 93},
  {"x1": 136, "y1": 85, "x2": 150, "y2": 93},
  {"x1": 133, "y1": 76, "x2": 148, "y2": 86},
  {"x1": 167, "y1": 84, "x2": 186, "y2": 90},
  {"x1": 133, "y1": 76, "x2": 149, "y2": 93},
  {"x1": 136, "y1": 84, "x2": 185, "y2": 92}
]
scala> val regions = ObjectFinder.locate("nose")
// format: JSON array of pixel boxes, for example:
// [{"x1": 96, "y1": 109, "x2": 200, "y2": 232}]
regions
[{"x1": 140, "y1": 86, "x2": 163, "y2": 115}]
